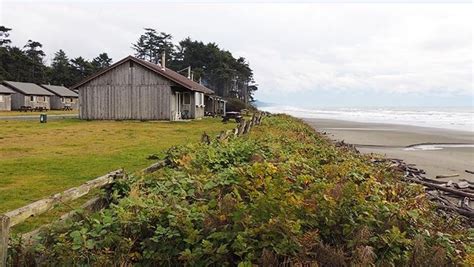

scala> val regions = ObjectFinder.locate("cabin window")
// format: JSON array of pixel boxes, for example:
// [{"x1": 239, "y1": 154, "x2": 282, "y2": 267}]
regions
[
  {"x1": 195, "y1": 92, "x2": 204, "y2": 107},
  {"x1": 37, "y1": 96, "x2": 45, "y2": 102},
  {"x1": 183, "y1": 93, "x2": 190, "y2": 104},
  {"x1": 0, "y1": 95, "x2": 4, "y2": 102},
  {"x1": 61, "y1": 97, "x2": 65, "y2": 103}
]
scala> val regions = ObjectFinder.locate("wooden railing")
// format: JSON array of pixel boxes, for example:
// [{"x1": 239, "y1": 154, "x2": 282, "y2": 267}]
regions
[
  {"x1": 0, "y1": 112, "x2": 266, "y2": 266},
  {"x1": 0, "y1": 169, "x2": 125, "y2": 266}
]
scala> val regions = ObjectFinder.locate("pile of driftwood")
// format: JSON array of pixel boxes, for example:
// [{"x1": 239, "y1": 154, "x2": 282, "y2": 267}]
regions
[
  {"x1": 371, "y1": 157, "x2": 474, "y2": 221},
  {"x1": 331, "y1": 139, "x2": 474, "y2": 222}
]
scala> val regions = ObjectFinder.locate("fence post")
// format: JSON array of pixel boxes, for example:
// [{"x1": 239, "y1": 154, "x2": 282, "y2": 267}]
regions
[{"x1": 0, "y1": 215, "x2": 10, "y2": 267}]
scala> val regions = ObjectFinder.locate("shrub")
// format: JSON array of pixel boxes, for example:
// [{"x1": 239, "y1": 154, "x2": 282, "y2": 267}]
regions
[
  {"x1": 225, "y1": 98, "x2": 256, "y2": 112},
  {"x1": 12, "y1": 115, "x2": 473, "y2": 266}
]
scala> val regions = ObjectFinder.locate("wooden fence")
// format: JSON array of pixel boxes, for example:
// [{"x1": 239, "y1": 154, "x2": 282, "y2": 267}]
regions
[
  {"x1": 0, "y1": 112, "x2": 265, "y2": 266},
  {"x1": 0, "y1": 170, "x2": 124, "y2": 266}
]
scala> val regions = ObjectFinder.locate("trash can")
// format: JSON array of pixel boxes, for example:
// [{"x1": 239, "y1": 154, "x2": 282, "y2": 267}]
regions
[{"x1": 40, "y1": 113, "x2": 47, "y2": 123}]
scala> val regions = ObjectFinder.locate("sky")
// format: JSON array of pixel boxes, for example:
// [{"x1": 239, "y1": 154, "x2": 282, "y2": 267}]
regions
[{"x1": 0, "y1": 0, "x2": 472, "y2": 107}]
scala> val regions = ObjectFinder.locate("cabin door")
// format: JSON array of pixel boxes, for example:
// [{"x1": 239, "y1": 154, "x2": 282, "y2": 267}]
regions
[{"x1": 175, "y1": 92, "x2": 182, "y2": 120}]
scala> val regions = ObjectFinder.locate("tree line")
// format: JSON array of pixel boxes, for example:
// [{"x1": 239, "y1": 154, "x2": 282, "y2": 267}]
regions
[
  {"x1": 0, "y1": 26, "x2": 112, "y2": 87},
  {"x1": 132, "y1": 28, "x2": 258, "y2": 102},
  {"x1": 0, "y1": 26, "x2": 257, "y2": 102}
]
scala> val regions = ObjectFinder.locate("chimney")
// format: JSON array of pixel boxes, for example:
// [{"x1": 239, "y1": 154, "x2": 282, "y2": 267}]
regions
[
  {"x1": 187, "y1": 66, "x2": 191, "y2": 79},
  {"x1": 161, "y1": 52, "x2": 166, "y2": 70},
  {"x1": 191, "y1": 72, "x2": 194, "y2": 81}
]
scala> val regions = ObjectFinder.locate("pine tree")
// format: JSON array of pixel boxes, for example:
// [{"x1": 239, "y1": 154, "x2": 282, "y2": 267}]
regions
[
  {"x1": 50, "y1": 49, "x2": 72, "y2": 86},
  {"x1": 23, "y1": 40, "x2": 47, "y2": 83},
  {"x1": 91, "y1": 53, "x2": 112, "y2": 71}
]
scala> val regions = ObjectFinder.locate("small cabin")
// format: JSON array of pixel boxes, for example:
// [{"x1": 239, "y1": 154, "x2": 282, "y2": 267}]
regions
[
  {"x1": 40, "y1": 84, "x2": 79, "y2": 110},
  {"x1": 71, "y1": 56, "x2": 215, "y2": 121},
  {"x1": 2, "y1": 81, "x2": 54, "y2": 110},
  {"x1": 0, "y1": 85, "x2": 14, "y2": 111}
]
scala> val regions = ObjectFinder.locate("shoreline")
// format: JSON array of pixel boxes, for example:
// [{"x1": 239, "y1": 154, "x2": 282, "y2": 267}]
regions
[{"x1": 303, "y1": 117, "x2": 474, "y2": 183}]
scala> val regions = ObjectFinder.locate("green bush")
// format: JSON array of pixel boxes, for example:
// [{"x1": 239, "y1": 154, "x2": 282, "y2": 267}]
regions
[
  {"x1": 12, "y1": 115, "x2": 473, "y2": 266},
  {"x1": 225, "y1": 98, "x2": 256, "y2": 112}
]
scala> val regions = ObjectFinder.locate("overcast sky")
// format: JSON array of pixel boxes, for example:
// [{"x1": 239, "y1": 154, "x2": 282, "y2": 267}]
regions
[{"x1": 1, "y1": 0, "x2": 472, "y2": 107}]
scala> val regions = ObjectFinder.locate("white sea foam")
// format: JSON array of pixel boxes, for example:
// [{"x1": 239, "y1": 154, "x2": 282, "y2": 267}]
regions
[
  {"x1": 260, "y1": 106, "x2": 474, "y2": 132},
  {"x1": 404, "y1": 144, "x2": 474, "y2": 151}
]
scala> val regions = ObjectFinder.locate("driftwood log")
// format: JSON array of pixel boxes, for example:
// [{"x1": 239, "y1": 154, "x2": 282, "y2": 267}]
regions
[
  {"x1": 342, "y1": 143, "x2": 474, "y2": 221},
  {"x1": 435, "y1": 174, "x2": 459, "y2": 179},
  {"x1": 405, "y1": 178, "x2": 474, "y2": 199}
]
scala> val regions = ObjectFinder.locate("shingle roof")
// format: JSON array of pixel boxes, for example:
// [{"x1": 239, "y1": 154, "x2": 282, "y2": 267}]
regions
[
  {"x1": 71, "y1": 56, "x2": 215, "y2": 95},
  {"x1": 0, "y1": 84, "x2": 14, "y2": 94},
  {"x1": 40, "y1": 84, "x2": 78, "y2": 97},
  {"x1": 2, "y1": 81, "x2": 54, "y2": 96}
]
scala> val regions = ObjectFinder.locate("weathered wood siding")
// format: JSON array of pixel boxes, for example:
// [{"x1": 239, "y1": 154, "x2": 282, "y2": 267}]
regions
[
  {"x1": 50, "y1": 96, "x2": 79, "y2": 110},
  {"x1": 190, "y1": 93, "x2": 205, "y2": 119},
  {"x1": 195, "y1": 105, "x2": 205, "y2": 118},
  {"x1": 79, "y1": 62, "x2": 173, "y2": 120},
  {"x1": 0, "y1": 94, "x2": 11, "y2": 111},
  {"x1": 10, "y1": 93, "x2": 23, "y2": 110},
  {"x1": 10, "y1": 93, "x2": 50, "y2": 110}
]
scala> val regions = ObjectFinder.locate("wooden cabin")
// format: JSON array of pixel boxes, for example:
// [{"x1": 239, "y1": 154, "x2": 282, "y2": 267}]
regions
[
  {"x1": 2, "y1": 81, "x2": 53, "y2": 110},
  {"x1": 71, "y1": 56, "x2": 215, "y2": 121},
  {"x1": 40, "y1": 84, "x2": 79, "y2": 110},
  {"x1": 0, "y1": 84, "x2": 14, "y2": 111},
  {"x1": 205, "y1": 95, "x2": 226, "y2": 116}
]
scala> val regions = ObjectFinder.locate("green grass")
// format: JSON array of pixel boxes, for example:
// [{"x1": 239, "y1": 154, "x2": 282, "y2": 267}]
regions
[{"x1": 0, "y1": 118, "x2": 234, "y2": 222}]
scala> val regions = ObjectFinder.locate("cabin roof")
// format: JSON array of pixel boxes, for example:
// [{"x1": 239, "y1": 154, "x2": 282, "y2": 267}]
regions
[
  {"x1": 0, "y1": 84, "x2": 14, "y2": 94},
  {"x1": 71, "y1": 56, "x2": 215, "y2": 95},
  {"x1": 2, "y1": 81, "x2": 54, "y2": 96},
  {"x1": 40, "y1": 84, "x2": 78, "y2": 97}
]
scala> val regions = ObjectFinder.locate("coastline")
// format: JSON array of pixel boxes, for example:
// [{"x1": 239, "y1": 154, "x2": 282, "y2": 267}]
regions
[{"x1": 303, "y1": 118, "x2": 474, "y2": 182}]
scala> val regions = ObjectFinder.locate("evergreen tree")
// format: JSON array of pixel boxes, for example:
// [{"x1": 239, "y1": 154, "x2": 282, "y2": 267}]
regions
[
  {"x1": 91, "y1": 53, "x2": 112, "y2": 71},
  {"x1": 23, "y1": 39, "x2": 47, "y2": 83},
  {"x1": 132, "y1": 28, "x2": 174, "y2": 64},
  {"x1": 1, "y1": 47, "x2": 31, "y2": 82},
  {"x1": 50, "y1": 49, "x2": 72, "y2": 86},
  {"x1": 70, "y1": 56, "x2": 94, "y2": 85},
  {"x1": 0, "y1": 26, "x2": 12, "y2": 47}
]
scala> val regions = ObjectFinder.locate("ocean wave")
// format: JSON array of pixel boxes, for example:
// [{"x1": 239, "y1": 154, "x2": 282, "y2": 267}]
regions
[{"x1": 260, "y1": 106, "x2": 474, "y2": 132}]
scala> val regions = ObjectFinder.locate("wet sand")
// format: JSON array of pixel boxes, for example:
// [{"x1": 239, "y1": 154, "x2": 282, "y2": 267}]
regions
[{"x1": 304, "y1": 118, "x2": 474, "y2": 182}]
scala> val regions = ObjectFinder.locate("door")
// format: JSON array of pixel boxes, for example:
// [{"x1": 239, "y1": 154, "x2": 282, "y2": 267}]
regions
[{"x1": 175, "y1": 92, "x2": 182, "y2": 120}]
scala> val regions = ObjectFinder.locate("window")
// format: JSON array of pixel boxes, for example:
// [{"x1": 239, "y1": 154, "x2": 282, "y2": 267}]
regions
[
  {"x1": 184, "y1": 93, "x2": 190, "y2": 104},
  {"x1": 30, "y1": 96, "x2": 35, "y2": 102},
  {"x1": 37, "y1": 96, "x2": 45, "y2": 102},
  {"x1": 61, "y1": 97, "x2": 65, "y2": 103},
  {"x1": 195, "y1": 92, "x2": 204, "y2": 107},
  {"x1": 0, "y1": 95, "x2": 4, "y2": 102}
]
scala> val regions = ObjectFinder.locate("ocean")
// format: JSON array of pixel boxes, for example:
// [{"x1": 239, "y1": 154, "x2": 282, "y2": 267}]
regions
[{"x1": 259, "y1": 106, "x2": 474, "y2": 132}]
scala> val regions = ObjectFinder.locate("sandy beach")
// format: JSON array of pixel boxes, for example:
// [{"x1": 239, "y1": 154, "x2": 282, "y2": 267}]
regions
[{"x1": 304, "y1": 118, "x2": 474, "y2": 182}]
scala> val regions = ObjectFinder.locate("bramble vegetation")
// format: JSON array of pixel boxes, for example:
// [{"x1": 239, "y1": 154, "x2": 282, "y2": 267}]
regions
[{"x1": 12, "y1": 115, "x2": 473, "y2": 266}]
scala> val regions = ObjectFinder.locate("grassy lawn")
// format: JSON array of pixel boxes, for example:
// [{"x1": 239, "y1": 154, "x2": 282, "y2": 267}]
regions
[
  {"x1": 0, "y1": 118, "x2": 234, "y2": 219},
  {"x1": 0, "y1": 110, "x2": 78, "y2": 116}
]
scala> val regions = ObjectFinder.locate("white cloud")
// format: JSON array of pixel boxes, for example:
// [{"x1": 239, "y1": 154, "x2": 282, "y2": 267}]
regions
[{"x1": 1, "y1": 1, "x2": 472, "y2": 101}]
